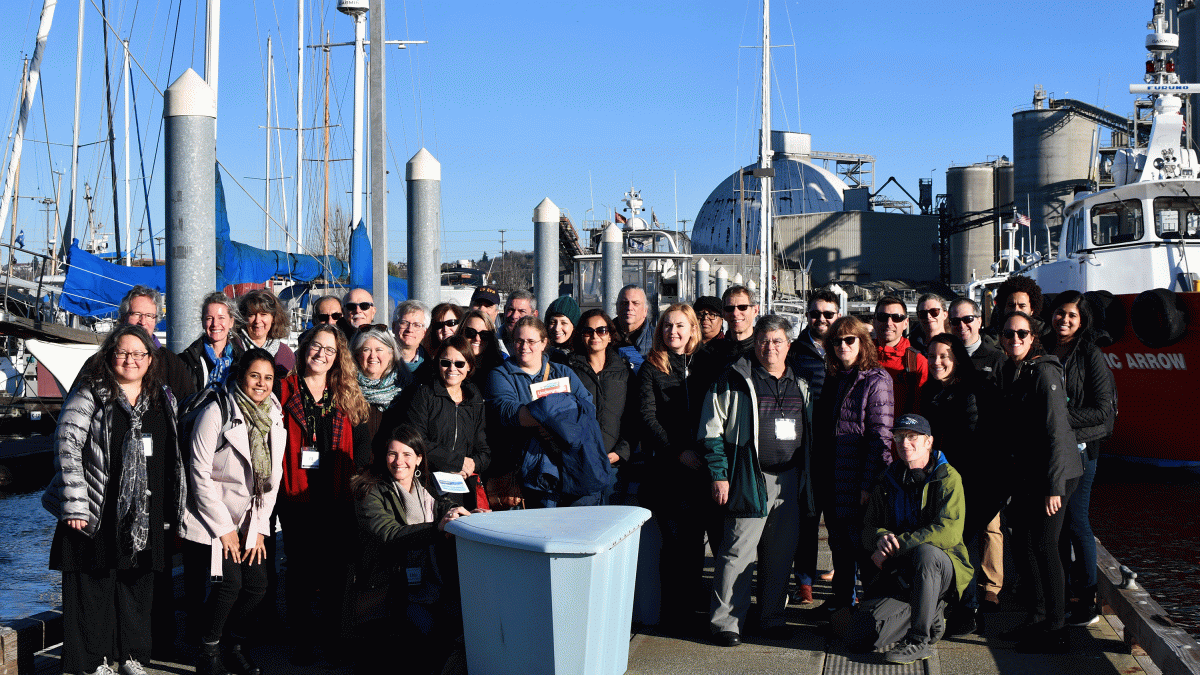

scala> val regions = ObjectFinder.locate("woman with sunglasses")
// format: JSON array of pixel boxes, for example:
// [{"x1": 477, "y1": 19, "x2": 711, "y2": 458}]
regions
[
  {"x1": 638, "y1": 303, "x2": 716, "y2": 633},
  {"x1": 277, "y1": 325, "x2": 371, "y2": 664},
  {"x1": 911, "y1": 293, "x2": 949, "y2": 354},
  {"x1": 459, "y1": 309, "x2": 505, "y2": 379},
  {"x1": 568, "y1": 310, "x2": 636, "y2": 497},
  {"x1": 424, "y1": 303, "x2": 465, "y2": 354},
  {"x1": 816, "y1": 316, "x2": 894, "y2": 612},
  {"x1": 1044, "y1": 292, "x2": 1114, "y2": 628},
  {"x1": 995, "y1": 311, "x2": 1081, "y2": 653},
  {"x1": 545, "y1": 295, "x2": 581, "y2": 363},
  {"x1": 386, "y1": 334, "x2": 491, "y2": 509}
]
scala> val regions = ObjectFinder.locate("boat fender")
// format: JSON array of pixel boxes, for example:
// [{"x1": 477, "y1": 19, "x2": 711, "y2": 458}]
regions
[
  {"x1": 1083, "y1": 290, "x2": 1124, "y2": 346},
  {"x1": 1131, "y1": 288, "x2": 1187, "y2": 348}
]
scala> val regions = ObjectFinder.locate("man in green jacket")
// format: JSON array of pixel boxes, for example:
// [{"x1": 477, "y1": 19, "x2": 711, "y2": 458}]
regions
[
  {"x1": 701, "y1": 315, "x2": 815, "y2": 647},
  {"x1": 852, "y1": 414, "x2": 973, "y2": 664}
]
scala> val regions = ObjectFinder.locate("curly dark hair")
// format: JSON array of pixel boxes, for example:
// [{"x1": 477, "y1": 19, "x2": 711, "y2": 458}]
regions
[
  {"x1": 996, "y1": 276, "x2": 1044, "y2": 318},
  {"x1": 824, "y1": 316, "x2": 880, "y2": 374},
  {"x1": 86, "y1": 324, "x2": 165, "y2": 403}
]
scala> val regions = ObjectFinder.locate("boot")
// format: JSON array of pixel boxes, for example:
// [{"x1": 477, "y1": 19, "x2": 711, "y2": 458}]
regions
[
  {"x1": 225, "y1": 643, "x2": 261, "y2": 675},
  {"x1": 196, "y1": 642, "x2": 228, "y2": 675}
]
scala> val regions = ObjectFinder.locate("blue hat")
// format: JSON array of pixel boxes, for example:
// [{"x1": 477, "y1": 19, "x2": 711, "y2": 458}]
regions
[{"x1": 892, "y1": 414, "x2": 932, "y2": 436}]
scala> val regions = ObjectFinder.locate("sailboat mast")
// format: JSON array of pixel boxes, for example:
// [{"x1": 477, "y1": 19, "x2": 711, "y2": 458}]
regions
[
  {"x1": 265, "y1": 36, "x2": 272, "y2": 249},
  {"x1": 123, "y1": 39, "x2": 131, "y2": 265},
  {"x1": 295, "y1": 0, "x2": 303, "y2": 257},
  {"x1": 65, "y1": 0, "x2": 83, "y2": 257},
  {"x1": 206, "y1": 0, "x2": 220, "y2": 137},
  {"x1": 758, "y1": 0, "x2": 773, "y2": 314},
  {"x1": 8, "y1": 60, "x2": 27, "y2": 280},
  {"x1": 100, "y1": 0, "x2": 123, "y2": 263},
  {"x1": 323, "y1": 38, "x2": 331, "y2": 284}
]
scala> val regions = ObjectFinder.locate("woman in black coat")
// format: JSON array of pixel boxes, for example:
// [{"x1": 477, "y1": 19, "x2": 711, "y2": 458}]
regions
[
  {"x1": 384, "y1": 334, "x2": 491, "y2": 509},
  {"x1": 996, "y1": 311, "x2": 1083, "y2": 653},
  {"x1": 568, "y1": 310, "x2": 637, "y2": 499},
  {"x1": 637, "y1": 303, "x2": 716, "y2": 634},
  {"x1": 1045, "y1": 291, "x2": 1116, "y2": 626}
]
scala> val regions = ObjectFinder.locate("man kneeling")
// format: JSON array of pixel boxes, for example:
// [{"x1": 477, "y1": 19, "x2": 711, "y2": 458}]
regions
[{"x1": 849, "y1": 414, "x2": 973, "y2": 664}]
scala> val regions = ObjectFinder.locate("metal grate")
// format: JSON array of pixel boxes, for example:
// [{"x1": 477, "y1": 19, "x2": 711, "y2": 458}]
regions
[{"x1": 822, "y1": 650, "x2": 933, "y2": 675}]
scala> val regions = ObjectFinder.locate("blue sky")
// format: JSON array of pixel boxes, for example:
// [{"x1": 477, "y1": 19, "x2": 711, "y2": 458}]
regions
[{"x1": 0, "y1": 0, "x2": 1152, "y2": 265}]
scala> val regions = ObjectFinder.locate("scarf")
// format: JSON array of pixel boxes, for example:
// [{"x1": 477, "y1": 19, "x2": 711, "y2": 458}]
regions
[
  {"x1": 357, "y1": 369, "x2": 401, "y2": 409},
  {"x1": 393, "y1": 478, "x2": 435, "y2": 525},
  {"x1": 231, "y1": 382, "x2": 274, "y2": 506},
  {"x1": 115, "y1": 389, "x2": 152, "y2": 558},
  {"x1": 204, "y1": 341, "x2": 234, "y2": 387},
  {"x1": 239, "y1": 329, "x2": 281, "y2": 357},
  {"x1": 392, "y1": 478, "x2": 440, "y2": 604}
]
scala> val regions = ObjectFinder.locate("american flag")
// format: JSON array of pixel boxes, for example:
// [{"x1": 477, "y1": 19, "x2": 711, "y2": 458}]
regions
[{"x1": 1015, "y1": 213, "x2": 1031, "y2": 227}]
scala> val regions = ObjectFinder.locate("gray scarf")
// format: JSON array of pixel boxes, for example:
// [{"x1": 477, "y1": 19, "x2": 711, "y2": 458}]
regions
[
  {"x1": 115, "y1": 389, "x2": 152, "y2": 558},
  {"x1": 240, "y1": 329, "x2": 281, "y2": 357},
  {"x1": 358, "y1": 369, "x2": 401, "y2": 409}
]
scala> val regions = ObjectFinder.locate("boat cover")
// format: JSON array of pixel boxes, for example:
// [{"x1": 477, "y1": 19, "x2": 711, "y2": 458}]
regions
[{"x1": 348, "y1": 221, "x2": 409, "y2": 310}]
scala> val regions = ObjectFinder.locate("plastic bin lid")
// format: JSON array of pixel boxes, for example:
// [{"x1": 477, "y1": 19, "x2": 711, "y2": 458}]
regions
[{"x1": 445, "y1": 505, "x2": 651, "y2": 555}]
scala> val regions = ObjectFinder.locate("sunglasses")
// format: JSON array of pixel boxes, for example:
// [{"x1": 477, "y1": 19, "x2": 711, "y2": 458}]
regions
[
  {"x1": 949, "y1": 315, "x2": 977, "y2": 327},
  {"x1": 315, "y1": 312, "x2": 343, "y2": 322},
  {"x1": 462, "y1": 327, "x2": 494, "y2": 342},
  {"x1": 1002, "y1": 328, "x2": 1032, "y2": 340},
  {"x1": 432, "y1": 318, "x2": 460, "y2": 330},
  {"x1": 580, "y1": 326, "x2": 611, "y2": 337},
  {"x1": 724, "y1": 303, "x2": 754, "y2": 313},
  {"x1": 439, "y1": 358, "x2": 468, "y2": 369},
  {"x1": 356, "y1": 323, "x2": 388, "y2": 333},
  {"x1": 831, "y1": 335, "x2": 858, "y2": 346},
  {"x1": 917, "y1": 308, "x2": 942, "y2": 319},
  {"x1": 697, "y1": 310, "x2": 722, "y2": 320},
  {"x1": 807, "y1": 310, "x2": 837, "y2": 320},
  {"x1": 344, "y1": 301, "x2": 374, "y2": 312},
  {"x1": 875, "y1": 312, "x2": 907, "y2": 323}
]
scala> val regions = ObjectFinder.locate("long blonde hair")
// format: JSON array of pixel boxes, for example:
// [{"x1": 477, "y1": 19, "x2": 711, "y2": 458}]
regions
[
  {"x1": 646, "y1": 304, "x2": 701, "y2": 374},
  {"x1": 295, "y1": 324, "x2": 370, "y2": 425}
]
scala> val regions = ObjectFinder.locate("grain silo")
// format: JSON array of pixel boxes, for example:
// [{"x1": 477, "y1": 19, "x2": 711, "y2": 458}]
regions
[
  {"x1": 946, "y1": 163, "x2": 996, "y2": 284},
  {"x1": 1013, "y1": 87, "x2": 1097, "y2": 257}
]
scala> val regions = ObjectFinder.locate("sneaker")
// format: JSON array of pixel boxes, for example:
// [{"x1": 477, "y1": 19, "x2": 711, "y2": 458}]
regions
[
  {"x1": 85, "y1": 660, "x2": 117, "y2": 675},
  {"x1": 1067, "y1": 607, "x2": 1100, "y2": 627},
  {"x1": 884, "y1": 637, "x2": 933, "y2": 664},
  {"x1": 789, "y1": 584, "x2": 814, "y2": 606},
  {"x1": 118, "y1": 660, "x2": 147, "y2": 675}
]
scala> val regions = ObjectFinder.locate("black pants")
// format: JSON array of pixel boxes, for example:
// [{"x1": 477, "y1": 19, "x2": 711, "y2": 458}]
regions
[
  {"x1": 182, "y1": 541, "x2": 269, "y2": 644},
  {"x1": 279, "y1": 503, "x2": 352, "y2": 648},
  {"x1": 653, "y1": 476, "x2": 724, "y2": 626},
  {"x1": 62, "y1": 568, "x2": 154, "y2": 674},
  {"x1": 1010, "y1": 477, "x2": 1079, "y2": 631}
]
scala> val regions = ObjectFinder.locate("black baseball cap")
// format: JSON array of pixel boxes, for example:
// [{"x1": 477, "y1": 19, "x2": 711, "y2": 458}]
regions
[
  {"x1": 892, "y1": 414, "x2": 932, "y2": 436},
  {"x1": 471, "y1": 286, "x2": 501, "y2": 306}
]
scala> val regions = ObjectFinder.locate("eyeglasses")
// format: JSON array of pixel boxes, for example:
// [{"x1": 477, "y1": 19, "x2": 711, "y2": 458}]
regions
[
  {"x1": 807, "y1": 310, "x2": 837, "y2": 320},
  {"x1": 356, "y1": 323, "x2": 388, "y2": 333},
  {"x1": 462, "y1": 327, "x2": 494, "y2": 342},
  {"x1": 831, "y1": 335, "x2": 858, "y2": 347},
  {"x1": 513, "y1": 338, "x2": 544, "y2": 348},
  {"x1": 432, "y1": 318, "x2": 460, "y2": 330},
  {"x1": 697, "y1": 310, "x2": 722, "y2": 321},
  {"x1": 344, "y1": 301, "x2": 374, "y2": 312},
  {"x1": 756, "y1": 338, "x2": 787, "y2": 348},
  {"x1": 126, "y1": 311, "x2": 157, "y2": 323},
  {"x1": 580, "y1": 326, "x2": 611, "y2": 337},
  {"x1": 917, "y1": 308, "x2": 942, "y2": 319},
  {"x1": 315, "y1": 312, "x2": 343, "y2": 323},
  {"x1": 724, "y1": 303, "x2": 754, "y2": 313},
  {"x1": 439, "y1": 358, "x2": 468, "y2": 370},
  {"x1": 1002, "y1": 328, "x2": 1032, "y2": 340},
  {"x1": 874, "y1": 312, "x2": 907, "y2": 324},
  {"x1": 395, "y1": 320, "x2": 425, "y2": 331},
  {"x1": 309, "y1": 343, "x2": 337, "y2": 357},
  {"x1": 114, "y1": 349, "x2": 149, "y2": 362},
  {"x1": 948, "y1": 315, "x2": 977, "y2": 327}
]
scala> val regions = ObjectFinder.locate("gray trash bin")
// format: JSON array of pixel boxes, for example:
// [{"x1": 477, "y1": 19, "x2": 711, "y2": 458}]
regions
[{"x1": 446, "y1": 505, "x2": 651, "y2": 675}]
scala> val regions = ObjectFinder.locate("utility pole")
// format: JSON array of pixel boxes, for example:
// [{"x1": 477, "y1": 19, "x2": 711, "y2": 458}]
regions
[{"x1": 499, "y1": 229, "x2": 507, "y2": 255}]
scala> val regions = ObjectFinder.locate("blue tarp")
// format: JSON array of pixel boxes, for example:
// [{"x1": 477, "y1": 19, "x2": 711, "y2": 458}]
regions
[
  {"x1": 59, "y1": 166, "x2": 352, "y2": 318},
  {"x1": 348, "y1": 223, "x2": 409, "y2": 310}
]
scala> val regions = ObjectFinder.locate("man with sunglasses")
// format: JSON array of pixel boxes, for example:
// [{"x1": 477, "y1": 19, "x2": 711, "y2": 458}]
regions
[
  {"x1": 342, "y1": 288, "x2": 378, "y2": 328},
  {"x1": 948, "y1": 298, "x2": 1005, "y2": 380},
  {"x1": 693, "y1": 296, "x2": 725, "y2": 345},
  {"x1": 872, "y1": 296, "x2": 927, "y2": 418},
  {"x1": 695, "y1": 285, "x2": 761, "y2": 401}
]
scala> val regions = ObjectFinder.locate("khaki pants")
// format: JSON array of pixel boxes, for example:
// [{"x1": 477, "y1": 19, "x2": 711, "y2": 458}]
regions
[{"x1": 978, "y1": 512, "x2": 1004, "y2": 594}]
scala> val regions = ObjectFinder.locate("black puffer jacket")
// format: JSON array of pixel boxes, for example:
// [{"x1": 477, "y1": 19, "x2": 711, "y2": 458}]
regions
[
  {"x1": 568, "y1": 348, "x2": 638, "y2": 463},
  {"x1": 788, "y1": 328, "x2": 828, "y2": 401},
  {"x1": 385, "y1": 380, "x2": 491, "y2": 479},
  {"x1": 1054, "y1": 329, "x2": 1116, "y2": 454},
  {"x1": 998, "y1": 354, "x2": 1082, "y2": 497},
  {"x1": 639, "y1": 351, "x2": 705, "y2": 471}
]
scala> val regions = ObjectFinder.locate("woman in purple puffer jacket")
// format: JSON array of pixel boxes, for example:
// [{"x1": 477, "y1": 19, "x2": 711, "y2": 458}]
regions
[{"x1": 814, "y1": 316, "x2": 894, "y2": 610}]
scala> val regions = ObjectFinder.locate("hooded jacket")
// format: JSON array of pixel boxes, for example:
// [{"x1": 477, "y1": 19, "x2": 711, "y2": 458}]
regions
[
  {"x1": 700, "y1": 355, "x2": 814, "y2": 518},
  {"x1": 862, "y1": 450, "x2": 973, "y2": 600},
  {"x1": 1054, "y1": 329, "x2": 1117, "y2": 452},
  {"x1": 568, "y1": 347, "x2": 638, "y2": 463},
  {"x1": 998, "y1": 354, "x2": 1083, "y2": 497}
]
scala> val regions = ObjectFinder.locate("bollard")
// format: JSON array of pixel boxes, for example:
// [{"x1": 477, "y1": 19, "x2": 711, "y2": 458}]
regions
[
  {"x1": 406, "y1": 148, "x2": 441, "y2": 306},
  {"x1": 534, "y1": 198, "x2": 560, "y2": 316},
  {"x1": 602, "y1": 224, "x2": 623, "y2": 318}
]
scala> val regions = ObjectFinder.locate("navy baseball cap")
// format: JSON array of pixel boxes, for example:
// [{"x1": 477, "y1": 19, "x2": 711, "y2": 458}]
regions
[
  {"x1": 471, "y1": 286, "x2": 501, "y2": 306},
  {"x1": 892, "y1": 414, "x2": 932, "y2": 436}
]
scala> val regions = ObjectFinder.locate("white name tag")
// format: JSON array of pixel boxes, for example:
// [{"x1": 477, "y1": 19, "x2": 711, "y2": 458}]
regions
[
  {"x1": 406, "y1": 566, "x2": 422, "y2": 585},
  {"x1": 775, "y1": 418, "x2": 797, "y2": 441},
  {"x1": 300, "y1": 447, "x2": 320, "y2": 469},
  {"x1": 141, "y1": 434, "x2": 154, "y2": 457}
]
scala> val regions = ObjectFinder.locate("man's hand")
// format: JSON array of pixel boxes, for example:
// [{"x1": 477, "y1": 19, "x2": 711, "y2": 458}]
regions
[
  {"x1": 871, "y1": 549, "x2": 887, "y2": 569},
  {"x1": 877, "y1": 532, "x2": 901, "y2": 556},
  {"x1": 712, "y1": 480, "x2": 730, "y2": 505}
]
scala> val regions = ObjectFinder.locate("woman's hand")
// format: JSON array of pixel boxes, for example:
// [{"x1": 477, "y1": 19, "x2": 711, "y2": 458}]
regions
[
  {"x1": 608, "y1": 452, "x2": 620, "y2": 465},
  {"x1": 460, "y1": 457, "x2": 476, "y2": 477},
  {"x1": 438, "y1": 506, "x2": 471, "y2": 532},
  {"x1": 244, "y1": 534, "x2": 267, "y2": 565},
  {"x1": 66, "y1": 518, "x2": 88, "y2": 531},
  {"x1": 220, "y1": 530, "x2": 242, "y2": 563},
  {"x1": 1045, "y1": 495, "x2": 1062, "y2": 517},
  {"x1": 678, "y1": 449, "x2": 703, "y2": 470}
]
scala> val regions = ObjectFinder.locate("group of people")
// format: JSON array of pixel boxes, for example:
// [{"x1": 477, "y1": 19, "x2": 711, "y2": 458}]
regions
[{"x1": 41, "y1": 273, "x2": 1115, "y2": 674}]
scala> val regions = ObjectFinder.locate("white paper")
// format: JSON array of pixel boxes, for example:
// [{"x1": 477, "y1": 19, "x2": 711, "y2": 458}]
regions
[
  {"x1": 530, "y1": 376, "x2": 571, "y2": 400},
  {"x1": 433, "y1": 471, "x2": 470, "y2": 494}
]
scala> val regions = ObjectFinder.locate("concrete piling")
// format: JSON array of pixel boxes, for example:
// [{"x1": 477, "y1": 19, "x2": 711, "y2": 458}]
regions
[
  {"x1": 602, "y1": 223, "x2": 623, "y2": 318},
  {"x1": 406, "y1": 148, "x2": 441, "y2": 306},
  {"x1": 533, "y1": 198, "x2": 559, "y2": 316}
]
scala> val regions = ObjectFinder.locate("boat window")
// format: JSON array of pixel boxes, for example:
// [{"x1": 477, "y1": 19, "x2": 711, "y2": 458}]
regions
[
  {"x1": 1090, "y1": 200, "x2": 1143, "y2": 246},
  {"x1": 1064, "y1": 212, "x2": 1081, "y2": 254},
  {"x1": 1152, "y1": 196, "x2": 1200, "y2": 239},
  {"x1": 576, "y1": 260, "x2": 602, "y2": 307}
]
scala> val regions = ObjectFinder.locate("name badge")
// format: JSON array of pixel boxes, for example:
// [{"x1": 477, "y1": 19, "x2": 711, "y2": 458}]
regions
[
  {"x1": 406, "y1": 567, "x2": 422, "y2": 585},
  {"x1": 141, "y1": 434, "x2": 154, "y2": 457},
  {"x1": 300, "y1": 447, "x2": 320, "y2": 469},
  {"x1": 775, "y1": 418, "x2": 797, "y2": 441}
]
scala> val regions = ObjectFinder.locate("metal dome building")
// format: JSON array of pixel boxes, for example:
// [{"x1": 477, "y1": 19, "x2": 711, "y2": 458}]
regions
[{"x1": 691, "y1": 131, "x2": 847, "y2": 254}]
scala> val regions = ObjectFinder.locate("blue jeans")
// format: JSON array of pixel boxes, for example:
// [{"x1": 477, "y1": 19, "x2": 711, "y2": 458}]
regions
[{"x1": 1060, "y1": 452, "x2": 1098, "y2": 599}]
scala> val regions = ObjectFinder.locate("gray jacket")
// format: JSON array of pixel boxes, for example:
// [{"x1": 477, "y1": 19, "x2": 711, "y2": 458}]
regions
[{"x1": 42, "y1": 381, "x2": 186, "y2": 538}]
